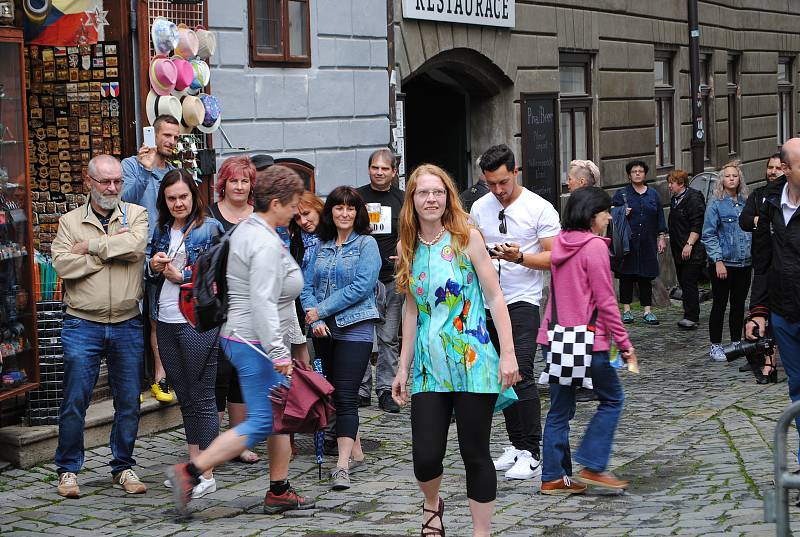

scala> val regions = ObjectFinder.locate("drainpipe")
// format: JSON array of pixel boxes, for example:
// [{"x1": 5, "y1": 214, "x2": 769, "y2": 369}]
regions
[
  {"x1": 130, "y1": 0, "x2": 142, "y2": 147},
  {"x1": 688, "y1": 0, "x2": 704, "y2": 176}
]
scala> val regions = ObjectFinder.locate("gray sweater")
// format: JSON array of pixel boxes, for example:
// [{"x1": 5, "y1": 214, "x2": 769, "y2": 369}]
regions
[{"x1": 221, "y1": 214, "x2": 303, "y2": 365}]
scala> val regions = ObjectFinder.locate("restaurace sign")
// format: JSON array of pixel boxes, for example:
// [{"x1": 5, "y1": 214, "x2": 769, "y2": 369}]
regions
[{"x1": 402, "y1": 0, "x2": 515, "y2": 28}]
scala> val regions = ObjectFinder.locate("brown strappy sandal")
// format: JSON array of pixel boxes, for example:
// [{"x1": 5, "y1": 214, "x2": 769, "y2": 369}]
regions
[{"x1": 421, "y1": 497, "x2": 445, "y2": 536}]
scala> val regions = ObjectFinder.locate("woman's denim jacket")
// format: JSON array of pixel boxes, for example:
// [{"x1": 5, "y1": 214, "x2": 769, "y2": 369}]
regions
[
  {"x1": 145, "y1": 216, "x2": 225, "y2": 320},
  {"x1": 300, "y1": 231, "x2": 381, "y2": 329},
  {"x1": 701, "y1": 195, "x2": 752, "y2": 268}
]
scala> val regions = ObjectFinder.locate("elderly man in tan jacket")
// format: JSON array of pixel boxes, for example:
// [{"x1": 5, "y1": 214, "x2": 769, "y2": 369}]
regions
[{"x1": 51, "y1": 154, "x2": 149, "y2": 498}]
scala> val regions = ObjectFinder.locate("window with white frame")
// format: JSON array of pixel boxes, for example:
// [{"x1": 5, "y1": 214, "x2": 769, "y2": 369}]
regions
[
  {"x1": 727, "y1": 54, "x2": 740, "y2": 156},
  {"x1": 779, "y1": 56, "x2": 794, "y2": 144},
  {"x1": 655, "y1": 53, "x2": 675, "y2": 169},
  {"x1": 559, "y1": 53, "x2": 592, "y2": 188}
]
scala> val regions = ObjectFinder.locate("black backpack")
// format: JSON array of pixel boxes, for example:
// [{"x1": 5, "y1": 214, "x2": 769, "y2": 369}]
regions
[{"x1": 190, "y1": 224, "x2": 239, "y2": 332}]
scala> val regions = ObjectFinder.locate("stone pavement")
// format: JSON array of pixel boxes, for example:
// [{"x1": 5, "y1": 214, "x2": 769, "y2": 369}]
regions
[{"x1": 1, "y1": 301, "x2": 799, "y2": 536}]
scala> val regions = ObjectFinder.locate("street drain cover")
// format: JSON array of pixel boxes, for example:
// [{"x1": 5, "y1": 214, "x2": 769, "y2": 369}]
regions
[{"x1": 291, "y1": 435, "x2": 381, "y2": 454}]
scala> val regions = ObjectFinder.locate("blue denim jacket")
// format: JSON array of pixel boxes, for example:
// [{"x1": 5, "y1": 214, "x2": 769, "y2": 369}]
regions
[
  {"x1": 701, "y1": 195, "x2": 752, "y2": 267},
  {"x1": 300, "y1": 231, "x2": 381, "y2": 328},
  {"x1": 121, "y1": 156, "x2": 174, "y2": 241},
  {"x1": 145, "y1": 216, "x2": 225, "y2": 320}
]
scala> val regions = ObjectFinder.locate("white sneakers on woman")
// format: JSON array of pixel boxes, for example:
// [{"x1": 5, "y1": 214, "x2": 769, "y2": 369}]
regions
[{"x1": 164, "y1": 475, "x2": 217, "y2": 498}]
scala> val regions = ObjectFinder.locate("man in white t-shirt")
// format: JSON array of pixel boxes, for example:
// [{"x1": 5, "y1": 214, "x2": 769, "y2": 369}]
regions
[{"x1": 470, "y1": 144, "x2": 560, "y2": 481}]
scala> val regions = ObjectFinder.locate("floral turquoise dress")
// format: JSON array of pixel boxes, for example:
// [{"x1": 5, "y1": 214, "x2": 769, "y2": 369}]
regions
[{"x1": 410, "y1": 232, "x2": 517, "y2": 410}]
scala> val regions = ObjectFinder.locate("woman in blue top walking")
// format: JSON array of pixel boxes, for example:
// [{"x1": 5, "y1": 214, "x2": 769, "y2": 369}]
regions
[
  {"x1": 701, "y1": 161, "x2": 753, "y2": 363},
  {"x1": 300, "y1": 186, "x2": 381, "y2": 491},
  {"x1": 391, "y1": 164, "x2": 519, "y2": 537}
]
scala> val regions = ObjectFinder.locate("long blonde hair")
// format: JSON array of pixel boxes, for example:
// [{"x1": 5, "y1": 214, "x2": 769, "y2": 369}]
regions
[
  {"x1": 395, "y1": 164, "x2": 472, "y2": 292},
  {"x1": 713, "y1": 160, "x2": 749, "y2": 200}
]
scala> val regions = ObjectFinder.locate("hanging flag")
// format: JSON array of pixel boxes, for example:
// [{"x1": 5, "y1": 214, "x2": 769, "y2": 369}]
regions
[{"x1": 24, "y1": 1, "x2": 99, "y2": 46}]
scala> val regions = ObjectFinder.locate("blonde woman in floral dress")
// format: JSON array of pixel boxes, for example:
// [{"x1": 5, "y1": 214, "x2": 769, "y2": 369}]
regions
[{"x1": 392, "y1": 164, "x2": 520, "y2": 537}]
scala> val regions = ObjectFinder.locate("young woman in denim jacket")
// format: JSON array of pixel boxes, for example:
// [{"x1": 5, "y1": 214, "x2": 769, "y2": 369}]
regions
[
  {"x1": 300, "y1": 186, "x2": 381, "y2": 491},
  {"x1": 701, "y1": 161, "x2": 752, "y2": 362},
  {"x1": 146, "y1": 169, "x2": 224, "y2": 497}
]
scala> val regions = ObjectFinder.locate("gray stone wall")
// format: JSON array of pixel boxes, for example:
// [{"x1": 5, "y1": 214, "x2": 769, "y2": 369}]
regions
[
  {"x1": 209, "y1": 0, "x2": 390, "y2": 194},
  {"x1": 395, "y1": 0, "x2": 800, "y2": 188}
]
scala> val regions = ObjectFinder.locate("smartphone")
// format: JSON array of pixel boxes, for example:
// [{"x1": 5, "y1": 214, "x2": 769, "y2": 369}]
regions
[{"x1": 142, "y1": 126, "x2": 156, "y2": 148}]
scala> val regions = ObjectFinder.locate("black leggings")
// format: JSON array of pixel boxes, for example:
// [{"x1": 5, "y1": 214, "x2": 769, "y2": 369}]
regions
[
  {"x1": 314, "y1": 337, "x2": 372, "y2": 440},
  {"x1": 411, "y1": 392, "x2": 498, "y2": 503},
  {"x1": 618, "y1": 275, "x2": 654, "y2": 306},
  {"x1": 709, "y1": 265, "x2": 752, "y2": 344},
  {"x1": 157, "y1": 322, "x2": 219, "y2": 450}
]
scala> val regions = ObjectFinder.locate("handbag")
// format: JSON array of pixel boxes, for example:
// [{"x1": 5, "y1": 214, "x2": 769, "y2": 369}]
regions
[{"x1": 538, "y1": 275, "x2": 597, "y2": 389}]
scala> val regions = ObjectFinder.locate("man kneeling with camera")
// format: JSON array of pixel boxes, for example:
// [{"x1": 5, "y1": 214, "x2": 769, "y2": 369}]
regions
[{"x1": 746, "y1": 138, "x2": 800, "y2": 466}]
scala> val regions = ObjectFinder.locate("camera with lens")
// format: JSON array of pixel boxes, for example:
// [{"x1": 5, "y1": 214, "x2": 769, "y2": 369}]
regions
[{"x1": 723, "y1": 326, "x2": 774, "y2": 362}]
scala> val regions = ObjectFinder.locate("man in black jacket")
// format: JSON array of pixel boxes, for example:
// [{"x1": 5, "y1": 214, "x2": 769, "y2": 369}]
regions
[
  {"x1": 747, "y1": 138, "x2": 800, "y2": 462},
  {"x1": 667, "y1": 170, "x2": 706, "y2": 330},
  {"x1": 739, "y1": 152, "x2": 785, "y2": 232}
]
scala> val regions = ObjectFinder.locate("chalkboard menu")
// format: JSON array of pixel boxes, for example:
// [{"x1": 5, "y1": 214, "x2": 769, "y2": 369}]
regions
[{"x1": 520, "y1": 93, "x2": 559, "y2": 210}]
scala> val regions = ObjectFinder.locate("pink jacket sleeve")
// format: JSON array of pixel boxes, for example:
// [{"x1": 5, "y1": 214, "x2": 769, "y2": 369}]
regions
[{"x1": 585, "y1": 239, "x2": 632, "y2": 351}]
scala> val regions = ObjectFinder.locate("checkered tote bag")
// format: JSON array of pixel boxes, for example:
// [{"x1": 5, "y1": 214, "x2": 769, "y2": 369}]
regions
[{"x1": 538, "y1": 276, "x2": 597, "y2": 389}]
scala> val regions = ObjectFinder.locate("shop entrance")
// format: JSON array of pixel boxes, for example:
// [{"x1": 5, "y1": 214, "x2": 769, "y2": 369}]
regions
[
  {"x1": 402, "y1": 49, "x2": 512, "y2": 193},
  {"x1": 404, "y1": 73, "x2": 470, "y2": 191}
]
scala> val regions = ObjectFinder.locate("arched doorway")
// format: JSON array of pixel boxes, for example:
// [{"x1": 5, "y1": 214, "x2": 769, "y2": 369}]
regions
[{"x1": 402, "y1": 48, "x2": 512, "y2": 192}]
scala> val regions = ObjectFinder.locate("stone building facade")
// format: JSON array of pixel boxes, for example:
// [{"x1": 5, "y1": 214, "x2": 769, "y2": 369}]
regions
[
  {"x1": 209, "y1": 0, "x2": 390, "y2": 194},
  {"x1": 393, "y1": 0, "x2": 800, "y2": 195}
]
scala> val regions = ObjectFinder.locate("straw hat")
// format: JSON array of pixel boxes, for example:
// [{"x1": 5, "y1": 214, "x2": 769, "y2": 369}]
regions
[
  {"x1": 149, "y1": 56, "x2": 177, "y2": 96},
  {"x1": 189, "y1": 59, "x2": 211, "y2": 93},
  {"x1": 151, "y1": 17, "x2": 179, "y2": 55},
  {"x1": 195, "y1": 26, "x2": 217, "y2": 60},
  {"x1": 174, "y1": 24, "x2": 199, "y2": 60},
  {"x1": 179, "y1": 95, "x2": 205, "y2": 133},
  {"x1": 171, "y1": 57, "x2": 195, "y2": 92},
  {"x1": 197, "y1": 94, "x2": 221, "y2": 134},
  {"x1": 145, "y1": 90, "x2": 183, "y2": 125}
]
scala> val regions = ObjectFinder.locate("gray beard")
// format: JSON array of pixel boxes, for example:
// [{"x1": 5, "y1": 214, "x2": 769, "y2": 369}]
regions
[{"x1": 91, "y1": 189, "x2": 120, "y2": 211}]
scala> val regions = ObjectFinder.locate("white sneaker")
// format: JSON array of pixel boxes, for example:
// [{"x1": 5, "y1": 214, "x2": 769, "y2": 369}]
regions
[
  {"x1": 191, "y1": 476, "x2": 217, "y2": 498},
  {"x1": 709, "y1": 344, "x2": 727, "y2": 362},
  {"x1": 164, "y1": 475, "x2": 216, "y2": 498},
  {"x1": 493, "y1": 446, "x2": 519, "y2": 471},
  {"x1": 505, "y1": 450, "x2": 542, "y2": 480}
]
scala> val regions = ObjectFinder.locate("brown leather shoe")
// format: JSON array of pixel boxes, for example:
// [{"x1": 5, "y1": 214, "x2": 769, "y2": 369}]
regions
[
  {"x1": 540, "y1": 475, "x2": 587, "y2": 495},
  {"x1": 112, "y1": 469, "x2": 147, "y2": 494},
  {"x1": 576, "y1": 468, "x2": 629, "y2": 489},
  {"x1": 57, "y1": 472, "x2": 80, "y2": 498}
]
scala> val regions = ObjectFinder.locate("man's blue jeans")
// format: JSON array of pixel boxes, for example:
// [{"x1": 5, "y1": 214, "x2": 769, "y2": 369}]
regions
[
  {"x1": 772, "y1": 313, "x2": 800, "y2": 465},
  {"x1": 55, "y1": 315, "x2": 144, "y2": 475},
  {"x1": 541, "y1": 350, "x2": 625, "y2": 482}
]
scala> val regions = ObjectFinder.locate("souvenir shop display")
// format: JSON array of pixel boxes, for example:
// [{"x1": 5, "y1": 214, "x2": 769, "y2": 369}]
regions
[
  {"x1": 146, "y1": 17, "x2": 220, "y2": 133},
  {"x1": 0, "y1": 28, "x2": 39, "y2": 399},
  {"x1": 24, "y1": 40, "x2": 119, "y2": 253}
]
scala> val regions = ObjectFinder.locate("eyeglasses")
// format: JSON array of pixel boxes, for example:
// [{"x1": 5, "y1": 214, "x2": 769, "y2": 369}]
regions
[
  {"x1": 414, "y1": 189, "x2": 447, "y2": 200},
  {"x1": 498, "y1": 209, "x2": 507, "y2": 234},
  {"x1": 89, "y1": 176, "x2": 124, "y2": 188}
]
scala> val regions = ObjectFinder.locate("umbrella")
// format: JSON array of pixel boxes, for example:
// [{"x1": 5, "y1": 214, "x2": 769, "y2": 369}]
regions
[
  {"x1": 230, "y1": 331, "x2": 334, "y2": 478},
  {"x1": 313, "y1": 357, "x2": 325, "y2": 479}
]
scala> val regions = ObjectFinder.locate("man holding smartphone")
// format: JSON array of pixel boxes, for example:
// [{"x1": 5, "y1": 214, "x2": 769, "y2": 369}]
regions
[
  {"x1": 121, "y1": 114, "x2": 180, "y2": 405},
  {"x1": 470, "y1": 144, "x2": 560, "y2": 481},
  {"x1": 122, "y1": 115, "x2": 180, "y2": 241}
]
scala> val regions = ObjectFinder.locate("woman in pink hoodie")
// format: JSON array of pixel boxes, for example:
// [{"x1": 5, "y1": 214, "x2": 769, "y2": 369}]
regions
[{"x1": 537, "y1": 187, "x2": 638, "y2": 495}]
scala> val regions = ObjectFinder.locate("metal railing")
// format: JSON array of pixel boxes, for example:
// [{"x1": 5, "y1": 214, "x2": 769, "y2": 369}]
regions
[{"x1": 765, "y1": 400, "x2": 800, "y2": 536}]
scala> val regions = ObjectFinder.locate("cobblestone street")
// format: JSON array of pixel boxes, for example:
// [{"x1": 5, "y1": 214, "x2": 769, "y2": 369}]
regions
[{"x1": 0, "y1": 301, "x2": 797, "y2": 536}]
